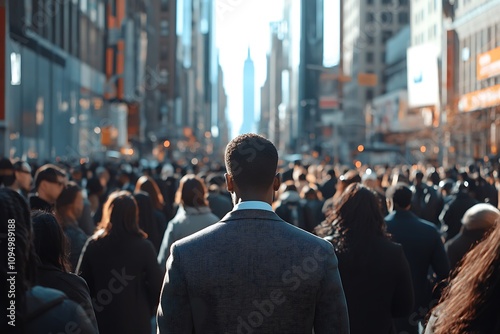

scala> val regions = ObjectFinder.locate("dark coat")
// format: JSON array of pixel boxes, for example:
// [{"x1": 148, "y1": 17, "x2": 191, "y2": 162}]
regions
[
  {"x1": 385, "y1": 210, "x2": 450, "y2": 333},
  {"x1": 25, "y1": 286, "x2": 96, "y2": 333},
  {"x1": 29, "y1": 195, "x2": 53, "y2": 212},
  {"x1": 439, "y1": 193, "x2": 479, "y2": 241},
  {"x1": 157, "y1": 209, "x2": 349, "y2": 334},
  {"x1": 207, "y1": 192, "x2": 233, "y2": 219},
  {"x1": 36, "y1": 264, "x2": 98, "y2": 331},
  {"x1": 335, "y1": 237, "x2": 414, "y2": 334},
  {"x1": 77, "y1": 234, "x2": 163, "y2": 334},
  {"x1": 302, "y1": 199, "x2": 325, "y2": 232}
]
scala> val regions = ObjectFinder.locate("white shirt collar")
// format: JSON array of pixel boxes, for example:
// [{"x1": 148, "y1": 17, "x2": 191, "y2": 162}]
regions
[{"x1": 232, "y1": 201, "x2": 273, "y2": 212}]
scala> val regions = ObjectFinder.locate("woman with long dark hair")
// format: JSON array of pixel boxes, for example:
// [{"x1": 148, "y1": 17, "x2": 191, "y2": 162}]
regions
[
  {"x1": 76, "y1": 191, "x2": 163, "y2": 334},
  {"x1": 135, "y1": 175, "x2": 169, "y2": 238},
  {"x1": 0, "y1": 188, "x2": 95, "y2": 333},
  {"x1": 55, "y1": 181, "x2": 89, "y2": 271},
  {"x1": 31, "y1": 210, "x2": 98, "y2": 331},
  {"x1": 315, "y1": 183, "x2": 414, "y2": 334},
  {"x1": 425, "y1": 218, "x2": 500, "y2": 333}
]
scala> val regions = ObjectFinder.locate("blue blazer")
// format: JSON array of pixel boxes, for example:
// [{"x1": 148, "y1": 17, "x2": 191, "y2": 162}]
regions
[
  {"x1": 385, "y1": 210, "x2": 450, "y2": 311},
  {"x1": 157, "y1": 209, "x2": 350, "y2": 333}
]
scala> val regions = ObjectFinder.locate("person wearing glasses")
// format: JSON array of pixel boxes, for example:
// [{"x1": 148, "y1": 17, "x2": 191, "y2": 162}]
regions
[{"x1": 30, "y1": 164, "x2": 67, "y2": 212}]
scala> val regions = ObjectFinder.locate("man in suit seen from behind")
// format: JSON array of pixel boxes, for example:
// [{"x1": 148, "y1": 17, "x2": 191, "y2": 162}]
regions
[{"x1": 157, "y1": 133, "x2": 349, "y2": 334}]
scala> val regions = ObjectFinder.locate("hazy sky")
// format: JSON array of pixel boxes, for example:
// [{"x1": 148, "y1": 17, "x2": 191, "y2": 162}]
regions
[{"x1": 215, "y1": 0, "x2": 339, "y2": 139}]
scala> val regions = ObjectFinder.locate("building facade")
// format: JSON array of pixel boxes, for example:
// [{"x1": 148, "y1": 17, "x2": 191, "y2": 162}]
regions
[
  {"x1": 342, "y1": 0, "x2": 410, "y2": 159},
  {"x1": 5, "y1": 0, "x2": 108, "y2": 161},
  {"x1": 451, "y1": 0, "x2": 500, "y2": 163}
]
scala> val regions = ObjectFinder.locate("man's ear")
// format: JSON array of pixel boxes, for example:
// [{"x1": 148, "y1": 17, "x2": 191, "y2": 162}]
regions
[
  {"x1": 273, "y1": 173, "x2": 281, "y2": 192},
  {"x1": 225, "y1": 173, "x2": 234, "y2": 193}
]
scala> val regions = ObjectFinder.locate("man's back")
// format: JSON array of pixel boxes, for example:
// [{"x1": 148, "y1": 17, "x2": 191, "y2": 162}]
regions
[
  {"x1": 157, "y1": 209, "x2": 349, "y2": 334},
  {"x1": 385, "y1": 210, "x2": 449, "y2": 309}
]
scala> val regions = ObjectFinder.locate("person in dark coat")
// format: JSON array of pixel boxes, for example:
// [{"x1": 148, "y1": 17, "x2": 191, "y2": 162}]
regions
[
  {"x1": 77, "y1": 191, "x2": 163, "y2": 334},
  {"x1": 274, "y1": 181, "x2": 306, "y2": 227},
  {"x1": 445, "y1": 203, "x2": 499, "y2": 270},
  {"x1": 134, "y1": 191, "x2": 163, "y2": 253},
  {"x1": 0, "y1": 188, "x2": 95, "y2": 334},
  {"x1": 31, "y1": 211, "x2": 98, "y2": 331},
  {"x1": 135, "y1": 175, "x2": 169, "y2": 238},
  {"x1": 385, "y1": 183, "x2": 450, "y2": 334},
  {"x1": 318, "y1": 167, "x2": 337, "y2": 200},
  {"x1": 316, "y1": 183, "x2": 414, "y2": 334},
  {"x1": 206, "y1": 173, "x2": 233, "y2": 219},
  {"x1": 301, "y1": 185, "x2": 325, "y2": 232},
  {"x1": 439, "y1": 180, "x2": 479, "y2": 241},
  {"x1": 410, "y1": 171, "x2": 441, "y2": 226}
]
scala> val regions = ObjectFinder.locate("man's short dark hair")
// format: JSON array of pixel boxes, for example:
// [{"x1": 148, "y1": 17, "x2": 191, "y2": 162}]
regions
[
  {"x1": 34, "y1": 164, "x2": 66, "y2": 190},
  {"x1": 386, "y1": 183, "x2": 412, "y2": 209},
  {"x1": 225, "y1": 134, "x2": 278, "y2": 191}
]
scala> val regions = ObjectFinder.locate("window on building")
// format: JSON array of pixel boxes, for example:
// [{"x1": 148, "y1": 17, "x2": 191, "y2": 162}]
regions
[
  {"x1": 366, "y1": 52, "x2": 374, "y2": 63},
  {"x1": 367, "y1": 12, "x2": 375, "y2": 22},
  {"x1": 399, "y1": 0, "x2": 408, "y2": 5},
  {"x1": 381, "y1": 12, "x2": 393, "y2": 24},
  {"x1": 382, "y1": 0, "x2": 392, "y2": 4},
  {"x1": 160, "y1": 20, "x2": 169, "y2": 36},
  {"x1": 398, "y1": 12, "x2": 408, "y2": 24}
]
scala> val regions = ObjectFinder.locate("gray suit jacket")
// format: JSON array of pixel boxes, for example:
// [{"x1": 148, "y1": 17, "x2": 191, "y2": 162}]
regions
[{"x1": 157, "y1": 209, "x2": 349, "y2": 334}]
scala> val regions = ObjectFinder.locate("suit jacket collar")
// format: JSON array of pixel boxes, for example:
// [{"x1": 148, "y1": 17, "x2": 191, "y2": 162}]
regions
[
  {"x1": 386, "y1": 210, "x2": 417, "y2": 221},
  {"x1": 220, "y1": 209, "x2": 285, "y2": 223}
]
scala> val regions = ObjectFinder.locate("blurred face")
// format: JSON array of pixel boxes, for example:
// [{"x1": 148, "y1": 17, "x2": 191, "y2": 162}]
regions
[
  {"x1": 40, "y1": 176, "x2": 67, "y2": 203},
  {"x1": 15, "y1": 166, "x2": 32, "y2": 192}
]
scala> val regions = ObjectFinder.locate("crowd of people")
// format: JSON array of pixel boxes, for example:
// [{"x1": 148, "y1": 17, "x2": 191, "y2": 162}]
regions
[{"x1": 1, "y1": 135, "x2": 500, "y2": 333}]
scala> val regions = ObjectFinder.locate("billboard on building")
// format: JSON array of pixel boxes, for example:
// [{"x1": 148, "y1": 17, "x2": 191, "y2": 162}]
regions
[
  {"x1": 407, "y1": 44, "x2": 439, "y2": 108},
  {"x1": 458, "y1": 84, "x2": 500, "y2": 112},
  {"x1": 477, "y1": 46, "x2": 500, "y2": 80},
  {"x1": 319, "y1": 72, "x2": 339, "y2": 110},
  {"x1": 371, "y1": 90, "x2": 408, "y2": 133}
]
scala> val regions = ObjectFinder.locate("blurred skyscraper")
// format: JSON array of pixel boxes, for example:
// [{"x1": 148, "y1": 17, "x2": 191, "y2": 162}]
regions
[
  {"x1": 342, "y1": 0, "x2": 410, "y2": 156},
  {"x1": 240, "y1": 48, "x2": 255, "y2": 135}
]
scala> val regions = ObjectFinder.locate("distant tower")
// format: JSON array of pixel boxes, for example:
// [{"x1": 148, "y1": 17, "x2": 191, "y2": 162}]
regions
[{"x1": 240, "y1": 48, "x2": 255, "y2": 135}]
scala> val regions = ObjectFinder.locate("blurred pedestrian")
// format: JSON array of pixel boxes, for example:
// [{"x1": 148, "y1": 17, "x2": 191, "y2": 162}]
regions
[
  {"x1": 316, "y1": 183, "x2": 413, "y2": 334},
  {"x1": 135, "y1": 175, "x2": 168, "y2": 237},
  {"x1": 77, "y1": 191, "x2": 163, "y2": 334},
  {"x1": 157, "y1": 174, "x2": 219, "y2": 268},
  {"x1": 30, "y1": 164, "x2": 67, "y2": 212},
  {"x1": 445, "y1": 203, "x2": 499, "y2": 270},
  {"x1": 0, "y1": 188, "x2": 95, "y2": 333},
  {"x1": 55, "y1": 182, "x2": 89, "y2": 271},
  {"x1": 31, "y1": 211, "x2": 98, "y2": 331},
  {"x1": 385, "y1": 183, "x2": 450, "y2": 334}
]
